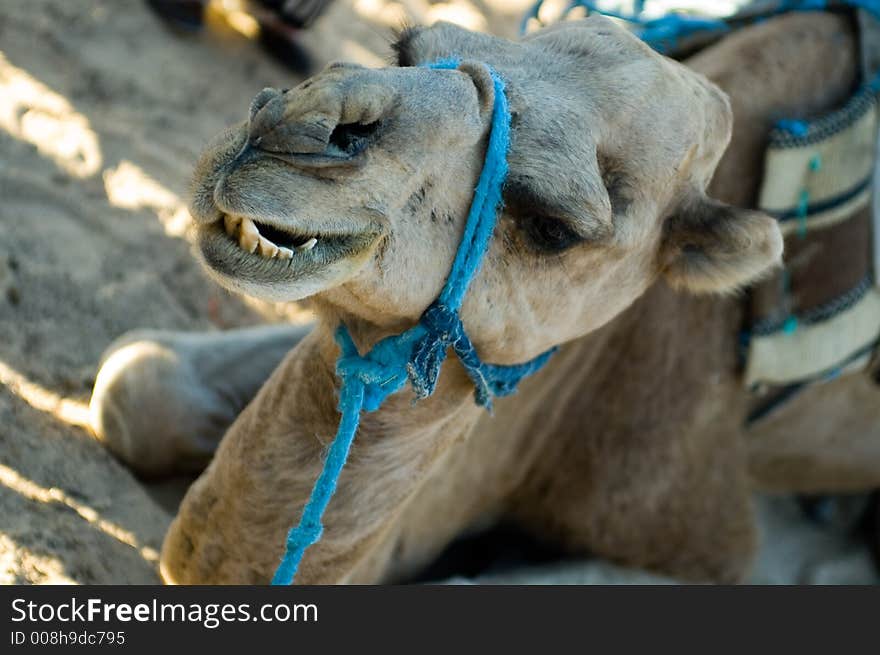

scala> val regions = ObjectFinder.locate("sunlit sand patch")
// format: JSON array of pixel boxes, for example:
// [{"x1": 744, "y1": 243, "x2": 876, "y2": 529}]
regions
[
  {"x1": 0, "y1": 463, "x2": 159, "y2": 564},
  {"x1": 0, "y1": 361, "x2": 90, "y2": 429},
  {"x1": 337, "y1": 40, "x2": 387, "y2": 68},
  {"x1": 483, "y1": 0, "x2": 535, "y2": 14},
  {"x1": 527, "y1": 0, "x2": 570, "y2": 27},
  {"x1": 0, "y1": 52, "x2": 102, "y2": 178},
  {"x1": 427, "y1": 2, "x2": 488, "y2": 31},
  {"x1": 103, "y1": 160, "x2": 191, "y2": 238},
  {"x1": 353, "y1": 0, "x2": 412, "y2": 27},
  {"x1": 0, "y1": 534, "x2": 76, "y2": 585}
]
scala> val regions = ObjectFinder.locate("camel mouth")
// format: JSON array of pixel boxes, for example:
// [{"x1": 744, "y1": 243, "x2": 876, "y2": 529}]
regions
[
  {"x1": 220, "y1": 213, "x2": 323, "y2": 260},
  {"x1": 195, "y1": 213, "x2": 382, "y2": 287}
]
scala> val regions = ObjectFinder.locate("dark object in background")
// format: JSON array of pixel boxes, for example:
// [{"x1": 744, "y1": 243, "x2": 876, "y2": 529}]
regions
[
  {"x1": 145, "y1": 0, "x2": 335, "y2": 74},
  {"x1": 411, "y1": 523, "x2": 569, "y2": 583},
  {"x1": 254, "y1": 0, "x2": 332, "y2": 29},
  {"x1": 146, "y1": 0, "x2": 206, "y2": 31},
  {"x1": 870, "y1": 493, "x2": 880, "y2": 571},
  {"x1": 248, "y1": 0, "x2": 335, "y2": 74},
  {"x1": 800, "y1": 493, "x2": 880, "y2": 577}
]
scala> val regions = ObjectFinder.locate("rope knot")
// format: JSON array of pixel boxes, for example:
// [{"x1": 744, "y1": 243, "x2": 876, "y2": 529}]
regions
[
  {"x1": 335, "y1": 355, "x2": 398, "y2": 388},
  {"x1": 406, "y1": 302, "x2": 463, "y2": 399},
  {"x1": 420, "y1": 303, "x2": 462, "y2": 345},
  {"x1": 334, "y1": 328, "x2": 411, "y2": 412}
]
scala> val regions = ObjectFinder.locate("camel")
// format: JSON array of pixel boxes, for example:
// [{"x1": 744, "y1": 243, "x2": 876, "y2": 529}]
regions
[{"x1": 89, "y1": 11, "x2": 880, "y2": 584}]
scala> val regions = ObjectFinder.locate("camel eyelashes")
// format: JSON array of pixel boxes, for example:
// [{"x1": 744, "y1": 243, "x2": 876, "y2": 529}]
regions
[
  {"x1": 518, "y1": 214, "x2": 584, "y2": 254},
  {"x1": 503, "y1": 179, "x2": 586, "y2": 253}
]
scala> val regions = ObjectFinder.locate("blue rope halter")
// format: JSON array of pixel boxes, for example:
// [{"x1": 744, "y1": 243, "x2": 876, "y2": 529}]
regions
[
  {"x1": 271, "y1": 59, "x2": 557, "y2": 585},
  {"x1": 522, "y1": 1, "x2": 880, "y2": 52}
]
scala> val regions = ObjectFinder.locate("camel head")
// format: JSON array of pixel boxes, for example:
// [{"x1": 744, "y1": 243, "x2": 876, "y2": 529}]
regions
[{"x1": 190, "y1": 17, "x2": 782, "y2": 363}]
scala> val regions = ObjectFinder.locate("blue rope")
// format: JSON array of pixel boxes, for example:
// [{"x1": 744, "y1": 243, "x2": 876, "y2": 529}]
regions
[
  {"x1": 271, "y1": 60, "x2": 557, "y2": 585},
  {"x1": 520, "y1": 0, "x2": 729, "y2": 50},
  {"x1": 521, "y1": 0, "x2": 880, "y2": 52}
]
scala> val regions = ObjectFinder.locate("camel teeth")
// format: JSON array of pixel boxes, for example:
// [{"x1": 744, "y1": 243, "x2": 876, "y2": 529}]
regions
[
  {"x1": 297, "y1": 237, "x2": 318, "y2": 252},
  {"x1": 223, "y1": 214, "x2": 241, "y2": 237},
  {"x1": 258, "y1": 236, "x2": 279, "y2": 258},
  {"x1": 224, "y1": 215, "x2": 316, "y2": 259},
  {"x1": 239, "y1": 217, "x2": 260, "y2": 253}
]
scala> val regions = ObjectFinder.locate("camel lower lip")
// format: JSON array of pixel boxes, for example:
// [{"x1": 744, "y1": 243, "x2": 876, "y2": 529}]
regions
[{"x1": 196, "y1": 221, "x2": 379, "y2": 285}]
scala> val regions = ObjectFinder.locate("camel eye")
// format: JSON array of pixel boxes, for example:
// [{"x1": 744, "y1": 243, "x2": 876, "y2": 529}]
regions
[
  {"x1": 504, "y1": 180, "x2": 585, "y2": 254},
  {"x1": 520, "y1": 215, "x2": 583, "y2": 254}
]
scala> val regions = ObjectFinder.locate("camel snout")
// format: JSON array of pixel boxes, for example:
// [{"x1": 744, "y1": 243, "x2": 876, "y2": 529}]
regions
[{"x1": 244, "y1": 68, "x2": 396, "y2": 161}]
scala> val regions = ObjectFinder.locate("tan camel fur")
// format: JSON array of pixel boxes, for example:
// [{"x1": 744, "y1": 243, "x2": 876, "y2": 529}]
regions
[{"x1": 90, "y1": 12, "x2": 880, "y2": 584}]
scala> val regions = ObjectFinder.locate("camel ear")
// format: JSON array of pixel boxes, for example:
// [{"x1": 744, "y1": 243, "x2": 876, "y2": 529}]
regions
[
  {"x1": 457, "y1": 60, "x2": 496, "y2": 117},
  {"x1": 662, "y1": 194, "x2": 783, "y2": 294}
]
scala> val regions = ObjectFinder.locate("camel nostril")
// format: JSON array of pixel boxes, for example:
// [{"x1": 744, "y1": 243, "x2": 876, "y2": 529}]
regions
[{"x1": 327, "y1": 120, "x2": 380, "y2": 157}]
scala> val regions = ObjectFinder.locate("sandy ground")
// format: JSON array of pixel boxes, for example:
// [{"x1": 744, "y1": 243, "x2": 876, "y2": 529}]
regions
[
  {"x1": 0, "y1": 0, "x2": 876, "y2": 585},
  {"x1": 0, "y1": 0, "x2": 531, "y2": 584}
]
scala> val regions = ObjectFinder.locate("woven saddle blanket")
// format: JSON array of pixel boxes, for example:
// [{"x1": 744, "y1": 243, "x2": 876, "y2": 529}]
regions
[{"x1": 742, "y1": 9, "x2": 880, "y2": 407}]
